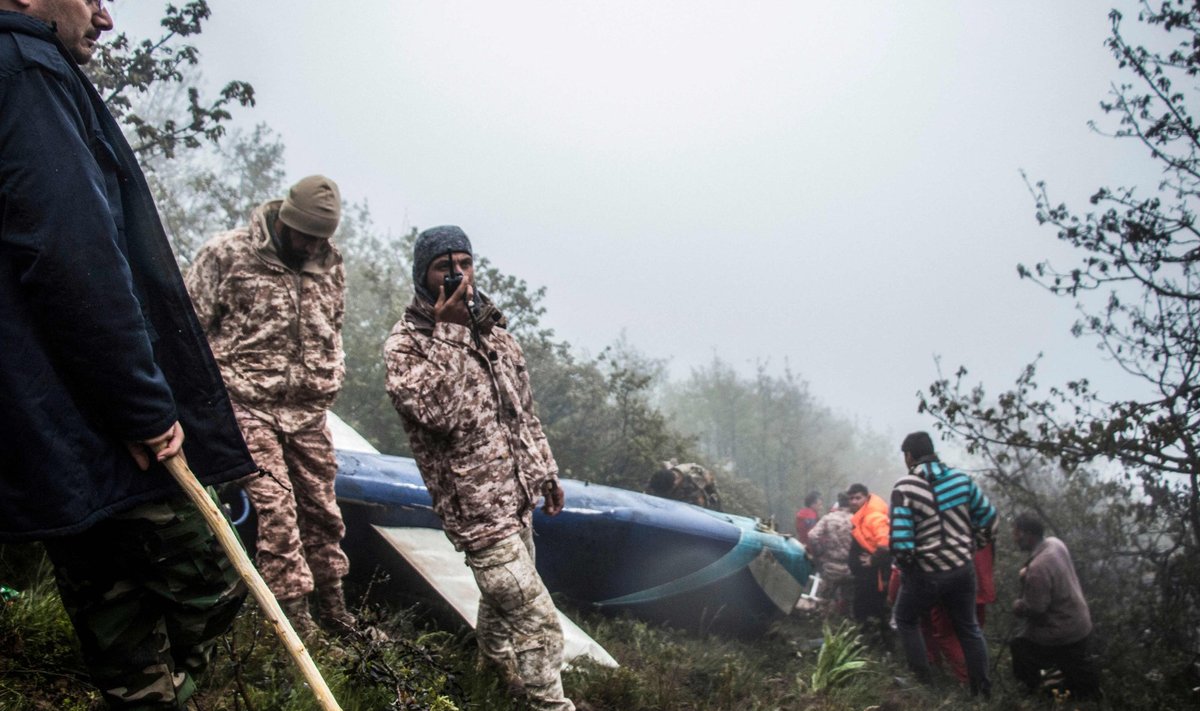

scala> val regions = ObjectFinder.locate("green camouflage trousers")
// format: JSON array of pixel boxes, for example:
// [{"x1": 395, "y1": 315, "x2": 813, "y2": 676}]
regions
[
  {"x1": 43, "y1": 493, "x2": 246, "y2": 710},
  {"x1": 466, "y1": 528, "x2": 574, "y2": 711}
]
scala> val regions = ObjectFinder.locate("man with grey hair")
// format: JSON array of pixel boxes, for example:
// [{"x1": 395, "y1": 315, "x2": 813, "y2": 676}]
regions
[
  {"x1": 1, "y1": 1, "x2": 255, "y2": 706},
  {"x1": 384, "y1": 225, "x2": 577, "y2": 710},
  {"x1": 187, "y1": 175, "x2": 359, "y2": 638},
  {"x1": 1010, "y1": 512, "x2": 1099, "y2": 700}
]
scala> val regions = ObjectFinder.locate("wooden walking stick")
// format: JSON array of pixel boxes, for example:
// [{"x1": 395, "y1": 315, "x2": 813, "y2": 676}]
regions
[{"x1": 160, "y1": 453, "x2": 343, "y2": 711}]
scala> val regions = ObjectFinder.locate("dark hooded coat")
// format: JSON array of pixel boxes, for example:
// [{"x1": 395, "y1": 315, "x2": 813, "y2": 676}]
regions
[{"x1": 0, "y1": 11, "x2": 254, "y2": 541}]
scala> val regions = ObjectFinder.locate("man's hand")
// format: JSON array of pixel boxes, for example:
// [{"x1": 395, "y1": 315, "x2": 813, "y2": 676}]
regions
[
  {"x1": 125, "y1": 421, "x2": 184, "y2": 471},
  {"x1": 542, "y1": 479, "x2": 565, "y2": 516},
  {"x1": 433, "y1": 277, "x2": 474, "y2": 327}
]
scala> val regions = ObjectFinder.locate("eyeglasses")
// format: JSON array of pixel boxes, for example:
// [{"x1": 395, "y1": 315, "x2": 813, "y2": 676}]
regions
[{"x1": 86, "y1": 0, "x2": 107, "y2": 13}]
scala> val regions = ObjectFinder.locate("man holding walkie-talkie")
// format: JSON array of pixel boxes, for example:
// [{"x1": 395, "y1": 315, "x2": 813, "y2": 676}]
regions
[{"x1": 385, "y1": 225, "x2": 577, "y2": 711}]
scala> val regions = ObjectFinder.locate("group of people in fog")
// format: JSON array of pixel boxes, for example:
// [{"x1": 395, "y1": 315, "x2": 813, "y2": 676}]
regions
[
  {"x1": 1, "y1": 2, "x2": 577, "y2": 709},
  {"x1": 799, "y1": 432, "x2": 1100, "y2": 700},
  {"x1": 0, "y1": 2, "x2": 1105, "y2": 710}
]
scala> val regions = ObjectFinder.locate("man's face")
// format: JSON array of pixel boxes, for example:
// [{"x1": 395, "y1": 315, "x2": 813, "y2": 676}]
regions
[
  {"x1": 29, "y1": 0, "x2": 113, "y2": 65},
  {"x1": 425, "y1": 251, "x2": 474, "y2": 299},
  {"x1": 279, "y1": 223, "x2": 329, "y2": 262},
  {"x1": 1013, "y1": 527, "x2": 1035, "y2": 552},
  {"x1": 847, "y1": 492, "x2": 868, "y2": 512}
]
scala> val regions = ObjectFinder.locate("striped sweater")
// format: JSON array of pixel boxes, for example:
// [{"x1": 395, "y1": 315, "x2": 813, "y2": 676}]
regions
[{"x1": 890, "y1": 459, "x2": 997, "y2": 573}]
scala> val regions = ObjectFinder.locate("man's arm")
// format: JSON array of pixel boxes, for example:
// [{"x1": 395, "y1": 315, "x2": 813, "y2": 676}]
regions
[
  {"x1": 0, "y1": 65, "x2": 176, "y2": 442},
  {"x1": 1013, "y1": 561, "x2": 1052, "y2": 619},
  {"x1": 889, "y1": 487, "x2": 916, "y2": 567},
  {"x1": 183, "y1": 241, "x2": 224, "y2": 337},
  {"x1": 968, "y1": 478, "x2": 998, "y2": 545},
  {"x1": 383, "y1": 325, "x2": 474, "y2": 435},
  {"x1": 510, "y1": 337, "x2": 560, "y2": 479},
  {"x1": 507, "y1": 336, "x2": 565, "y2": 514},
  {"x1": 806, "y1": 516, "x2": 829, "y2": 558}
]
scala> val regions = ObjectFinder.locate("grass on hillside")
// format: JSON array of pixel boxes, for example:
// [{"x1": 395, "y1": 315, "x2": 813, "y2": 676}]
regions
[{"x1": 0, "y1": 543, "x2": 1157, "y2": 710}]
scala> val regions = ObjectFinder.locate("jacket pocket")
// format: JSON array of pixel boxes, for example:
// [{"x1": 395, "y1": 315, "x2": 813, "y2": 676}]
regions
[
  {"x1": 447, "y1": 436, "x2": 517, "y2": 525},
  {"x1": 225, "y1": 350, "x2": 291, "y2": 402}
]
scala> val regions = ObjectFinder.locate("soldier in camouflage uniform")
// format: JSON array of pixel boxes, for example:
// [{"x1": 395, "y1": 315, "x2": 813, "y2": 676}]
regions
[
  {"x1": 186, "y1": 176, "x2": 357, "y2": 638},
  {"x1": 384, "y1": 226, "x2": 576, "y2": 711},
  {"x1": 645, "y1": 460, "x2": 722, "y2": 510},
  {"x1": 1, "y1": 2, "x2": 256, "y2": 707}
]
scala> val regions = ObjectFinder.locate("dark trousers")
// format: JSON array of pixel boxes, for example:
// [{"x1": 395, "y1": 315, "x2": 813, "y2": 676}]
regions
[
  {"x1": 893, "y1": 564, "x2": 991, "y2": 697},
  {"x1": 44, "y1": 495, "x2": 246, "y2": 710},
  {"x1": 1011, "y1": 635, "x2": 1100, "y2": 700},
  {"x1": 852, "y1": 566, "x2": 889, "y2": 643}
]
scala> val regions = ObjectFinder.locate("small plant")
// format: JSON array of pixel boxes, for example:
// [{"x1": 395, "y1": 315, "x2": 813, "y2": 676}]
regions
[{"x1": 807, "y1": 620, "x2": 869, "y2": 693}]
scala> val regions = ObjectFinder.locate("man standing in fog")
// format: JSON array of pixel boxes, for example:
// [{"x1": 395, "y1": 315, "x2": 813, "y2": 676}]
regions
[
  {"x1": 1, "y1": 1, "x2": 254, "y2": 706},
  {"x1": 385, "y1": 225, "x2": 577, "y2": 710},
  {"x1": 889, "y1": 431, "x2": 996, "y2": 697},
  {"x1": 187, "y1": 175, "x2": 364, "y2": 639}
]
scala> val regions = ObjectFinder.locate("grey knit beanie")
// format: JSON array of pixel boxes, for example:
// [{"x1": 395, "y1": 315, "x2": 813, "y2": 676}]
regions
[
  {"x1": 278, "y1": 175, "x2": 342, "y2": 239},
  {"x1": 413, "y1": 225, "x2": 473, "y2": 302}
]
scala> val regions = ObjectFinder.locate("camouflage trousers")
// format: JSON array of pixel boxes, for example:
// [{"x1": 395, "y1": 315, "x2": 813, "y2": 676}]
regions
[
  {"x1": 43, "y1": 494, "x2": 246, "y2": 710},
  {"x1": 466, "y1": 529, "x2": 574, "y2": 711},
  {"x1": 236, "y1": 408, "x2": 349, "y2": 601}
]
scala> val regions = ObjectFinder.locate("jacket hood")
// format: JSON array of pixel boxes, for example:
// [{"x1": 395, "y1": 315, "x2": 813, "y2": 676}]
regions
[{"x1": 249, "y1": 200, "x2": 341, "y2": 274}]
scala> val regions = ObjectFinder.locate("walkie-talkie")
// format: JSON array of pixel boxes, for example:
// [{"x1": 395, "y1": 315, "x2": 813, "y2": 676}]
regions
[
  {"x1": 442, "y1": 249, "x2": 463, "y2": 302},
  {"x1": 442, "y1": 249, "x2": 484, "y2": 351}
]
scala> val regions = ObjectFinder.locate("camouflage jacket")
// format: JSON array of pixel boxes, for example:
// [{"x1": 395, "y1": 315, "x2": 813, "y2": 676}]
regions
[
  {"x1": 384, "y1": 297, "x2": 559, "y2": 552},
  {"x1": 652, "y1": 463, "x2": 721, "y2": 510},
  {"x1": 186, "y1": 202, "x2": 345, "y2": 431},
  {"x1": 807, "y1": 509, "x2": 853, "y2": 581}
]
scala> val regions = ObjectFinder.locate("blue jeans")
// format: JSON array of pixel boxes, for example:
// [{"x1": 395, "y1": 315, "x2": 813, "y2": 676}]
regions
[{"x1": 893, "y1": 563, "x2": 991, "y2": 697}]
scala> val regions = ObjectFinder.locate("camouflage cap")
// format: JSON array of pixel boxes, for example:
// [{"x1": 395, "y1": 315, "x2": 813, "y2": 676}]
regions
[
  {"x1": 279, "y1": 175, "x2": 341, "y2": 239},
  {"x1": 413, "y1": 225, "x2": 473, "y2": 302}
]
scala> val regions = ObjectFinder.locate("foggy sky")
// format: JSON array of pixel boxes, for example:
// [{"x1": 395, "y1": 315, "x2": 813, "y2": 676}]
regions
[{"x1": 113, "y1": 1, "x2": 1160, "y2": 440}]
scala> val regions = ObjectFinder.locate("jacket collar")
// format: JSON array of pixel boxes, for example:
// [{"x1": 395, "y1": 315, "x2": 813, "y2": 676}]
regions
[
  {"x1": 0, "y1": 10, "x2": 56, "y2": 40},
  {"x1": 909, "y1": 455, "x2": 944, "y2": 480}
]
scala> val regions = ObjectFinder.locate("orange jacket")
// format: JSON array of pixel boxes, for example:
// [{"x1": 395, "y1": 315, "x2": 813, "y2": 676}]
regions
[{"x1": 850, "y1": 493, "x2": 890, "y2": 554}]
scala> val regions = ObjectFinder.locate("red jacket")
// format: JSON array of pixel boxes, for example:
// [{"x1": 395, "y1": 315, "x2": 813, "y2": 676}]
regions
[{"x1": 795, "y1": 507, "x2": 819, "y2": 544}]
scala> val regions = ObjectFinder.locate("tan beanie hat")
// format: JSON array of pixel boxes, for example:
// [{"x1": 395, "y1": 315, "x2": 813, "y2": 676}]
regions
[{"x1": 278, "y1": 175, "x2": 342, "y2": 239}]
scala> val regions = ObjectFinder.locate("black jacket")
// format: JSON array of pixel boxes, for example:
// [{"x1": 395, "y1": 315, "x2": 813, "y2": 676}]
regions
[{"x1": 0, "y1": 11, "x2": 254, "y2": 541}]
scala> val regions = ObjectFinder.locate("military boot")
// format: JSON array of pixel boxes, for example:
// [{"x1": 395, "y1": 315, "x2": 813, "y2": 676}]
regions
[
  {"x1": 279, "y1": 595, "x2": 321, "y2": 642},
  {"x1": 315, "y1": 579, "x2": 360, "y2": 636}
]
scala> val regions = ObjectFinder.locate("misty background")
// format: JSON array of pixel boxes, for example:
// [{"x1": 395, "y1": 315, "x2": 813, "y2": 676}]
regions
[{"x1": 110, "y1": 1, "x2": 1160, "y2": 440}]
